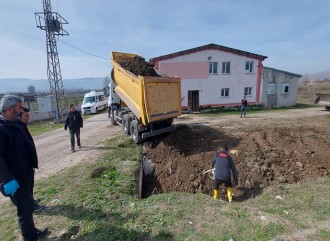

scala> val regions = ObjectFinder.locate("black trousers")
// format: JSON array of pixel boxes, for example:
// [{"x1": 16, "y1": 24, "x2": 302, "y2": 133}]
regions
[
  {"x1": 214, "y1": 178, "x2": 232, "y2": 190},
  {"x1": 69, "y1": 128, "x2": 81, "y2": 148},
  {"x1": 29, "y1": 169, "x2": 35, "y2": 196},
  {"x1": 10, "y1": 170, "x2": 37, "y2": 241}
]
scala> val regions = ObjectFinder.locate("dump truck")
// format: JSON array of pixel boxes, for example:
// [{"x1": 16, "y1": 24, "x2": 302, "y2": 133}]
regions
[
  {"x1": 314, "y1": 93, "x2": 330, "y2": 110},
  {"x1": 105, "y1": 52, "x2": 181, "y2": 143}
]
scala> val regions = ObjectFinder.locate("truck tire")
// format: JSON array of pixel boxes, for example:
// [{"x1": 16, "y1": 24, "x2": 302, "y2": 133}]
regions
[
  {"x1": 110, "y1": 110, "x2": 116, "y2": 125},
  {"x1": 122, "y1": 114, "x2": 132, "y2": 135},
  {"x1": 130, "y1": 120, "x2": 142, "y2": 144}
]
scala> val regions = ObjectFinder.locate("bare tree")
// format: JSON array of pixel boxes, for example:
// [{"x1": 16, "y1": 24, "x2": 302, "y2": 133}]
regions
[
  {"x1": 103, "y1": 76, "x2": 111, "y2": 87},
  {"x1": 27, "y1": 85, "x2": 36, "y2": 94}
]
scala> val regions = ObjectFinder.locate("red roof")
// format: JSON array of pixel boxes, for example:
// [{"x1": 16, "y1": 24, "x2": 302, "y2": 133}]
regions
[{"x1": 150, "y1": 43, "x2": 268, "y2": 63}]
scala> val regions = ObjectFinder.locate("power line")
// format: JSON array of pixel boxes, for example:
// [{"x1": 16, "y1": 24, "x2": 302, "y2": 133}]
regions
[{"x1": 58, "y1": 39, "x2": 110, "y2": 60}]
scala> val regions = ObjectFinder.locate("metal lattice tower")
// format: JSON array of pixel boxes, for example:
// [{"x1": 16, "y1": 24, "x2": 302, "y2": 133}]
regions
[{"x1": 35, "y1": 0, "x2": 68, "y2": 123}]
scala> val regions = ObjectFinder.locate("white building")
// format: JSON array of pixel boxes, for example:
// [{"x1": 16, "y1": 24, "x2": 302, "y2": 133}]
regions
[
  {"x1": 261, "y1": 67, "x2": 302, "y2": 108},
  {"x1": 150, "y1": 43, "x2": 301, "y2": 110}
]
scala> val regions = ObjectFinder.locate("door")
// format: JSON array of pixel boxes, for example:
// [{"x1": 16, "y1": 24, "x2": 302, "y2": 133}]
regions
[{"x1": 188, "y1": 90, "x2": 199, "y2": 111}]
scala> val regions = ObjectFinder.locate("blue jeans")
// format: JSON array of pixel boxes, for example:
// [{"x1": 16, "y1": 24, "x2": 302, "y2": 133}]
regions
[{"x1": 240, "y1": 106, "x2": 247, "y2": 117}]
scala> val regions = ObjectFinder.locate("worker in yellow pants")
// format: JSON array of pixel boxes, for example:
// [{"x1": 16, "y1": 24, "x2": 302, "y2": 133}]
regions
[{"x1": 210, "y1": 145, "x2": 238, "y2": 202}]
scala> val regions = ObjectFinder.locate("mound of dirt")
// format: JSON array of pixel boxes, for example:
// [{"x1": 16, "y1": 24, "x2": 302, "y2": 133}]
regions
[
  {"x1": 142, "y1": 115, "x2": 330, "y2": 201},
  {"x1": 123, "y1": 56, "x2": 160, "y2": 77}
]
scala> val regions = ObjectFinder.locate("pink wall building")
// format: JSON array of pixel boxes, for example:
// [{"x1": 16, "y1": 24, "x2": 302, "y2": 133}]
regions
[{"x1": 150, "y1": 43, "x2": 268, "y2": 111}]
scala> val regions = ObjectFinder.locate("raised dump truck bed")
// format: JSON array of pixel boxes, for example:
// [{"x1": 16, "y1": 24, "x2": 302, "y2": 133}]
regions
[{"x1": 107, "y1": 52, "x2": 181, "y2": 143}]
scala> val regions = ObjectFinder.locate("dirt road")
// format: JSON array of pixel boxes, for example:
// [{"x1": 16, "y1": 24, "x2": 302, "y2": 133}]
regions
[
  {"x1": 35, "y1": 107, "x2": 328, "y2": 181},
  {"x1": 1, "y1": 112, "x2": 121, "y2": 203},
  {"x1": 1, "y1": 107, "x2": 328, "y2": 203},
  {"x1": 33, "y1": 112, "x2": 122, "y2": 180}
]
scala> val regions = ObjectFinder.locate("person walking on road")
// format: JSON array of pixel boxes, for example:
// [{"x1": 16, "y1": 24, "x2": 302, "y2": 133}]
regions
[
  {"x1": 64, "y1": 104, "x2": 83, "y2": 152},
  {"x1": 20, "y1": 107, "x2": 45, "y2": 213},
  {"x1": 211, "y1": 145, "x2": 238, "y2": 203},
  {"x1": 240, "y1": 96, "x2": 248, "y2": 118},
  {"x1": 0, "y1": 95, "x2": 48, "y2": 241}
]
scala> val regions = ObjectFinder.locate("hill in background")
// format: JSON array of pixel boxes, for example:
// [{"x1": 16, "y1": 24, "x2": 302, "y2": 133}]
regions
[
  {"x1": 0, "y1": 77, "x2": 106, "y2": 94},
  {"x1": 1, "y1": 68, "x2": 329, "y2": 94},
  {"x1": 300, "y1": 69, "x2": 330, "y2": 82}
]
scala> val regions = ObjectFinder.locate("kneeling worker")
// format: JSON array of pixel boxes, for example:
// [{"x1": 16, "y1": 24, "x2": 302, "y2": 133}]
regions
[{"x1": 211, "y1": 145, "x2": 238, "y2": 202}]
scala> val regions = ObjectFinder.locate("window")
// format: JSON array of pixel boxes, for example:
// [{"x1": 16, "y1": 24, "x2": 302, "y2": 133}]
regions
[
  {"x1": 222, "y1": 62, "x2": 231, "y2": 74},
  {"x1": 209, "y1": 62, "x2": 218, "y2": 74},
  {"x1": 221, "y1": 88, "x2": 230, "y2": 97},
  {"x1": 245, "y1": 61, "x2": 254, "y2": 73},
  {"x1": 281, "y1": 82, "x2": 290, "y2": 93},
  {"x1": 83, "y1": 96, "x2": 95, "y2": 104},
  {"x1": 267, "y1": 83, "x2": 276, "y2": 94},
  {"x1": 244, "y1": 87, "x2": 253, "y2": 96}
]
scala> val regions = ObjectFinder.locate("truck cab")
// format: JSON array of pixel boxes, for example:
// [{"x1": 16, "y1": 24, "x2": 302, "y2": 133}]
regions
[{"x1": 81, "y1": 91, "x2": 108, "y2": 114}]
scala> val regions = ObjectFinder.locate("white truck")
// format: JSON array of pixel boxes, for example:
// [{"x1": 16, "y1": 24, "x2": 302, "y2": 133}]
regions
[{"x1": 81, "y1": 91, "x2": 108, "y2": 114}]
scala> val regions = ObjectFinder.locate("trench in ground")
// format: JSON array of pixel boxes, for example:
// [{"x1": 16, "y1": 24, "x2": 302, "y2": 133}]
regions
[{"x1": 140, "y1": 121, "x2": 330, "y2": 201}]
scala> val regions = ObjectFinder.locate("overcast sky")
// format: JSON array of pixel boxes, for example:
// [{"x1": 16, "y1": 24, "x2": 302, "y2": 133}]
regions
[{"x1": 1, "y1": 0, "x2": 330, "y2": 79}]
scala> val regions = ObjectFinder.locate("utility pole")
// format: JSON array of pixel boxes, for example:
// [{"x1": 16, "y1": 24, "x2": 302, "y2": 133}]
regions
[{"x1": 35, "y1": 0, "x2": 68, "y2": 123}]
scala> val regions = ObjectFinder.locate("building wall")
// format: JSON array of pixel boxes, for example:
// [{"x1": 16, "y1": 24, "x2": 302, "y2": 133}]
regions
[
  {"x1": 156, "y1": 49, "x2": 262, "y2": 108},
  {"x1": 260, "y1": 68, "x2": 299, "y2": 108}
]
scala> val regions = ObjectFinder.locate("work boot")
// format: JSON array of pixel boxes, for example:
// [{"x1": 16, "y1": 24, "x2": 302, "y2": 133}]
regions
[
  {"x1": 34, "y1": 204, "x2": 45, "y2": 212},
  {"x1": 227, "y1": 187, "x2": 233, "y2": 203},
  {"x1": 213, "y1": 189, "x2": 219, "y2": 200},
  {"x1": 71, "y1": 147, "x2": 75, "y2": 152},
  {"x1": 36, "y1": 227, "x2": 48, "y2": 239}
]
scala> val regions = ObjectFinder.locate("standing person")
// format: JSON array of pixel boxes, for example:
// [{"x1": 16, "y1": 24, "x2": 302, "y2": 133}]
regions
[
  {"x1": 20, "y1": 107, "x2": 45, "y2": 212},
  {"x1": 0, "y1": 95, "x2": 48, "y2": 241},
  {"x1": 240, "y1": 96, "x2": 248, "y2": 118},
  {"x1": 211, "y1": 145, "x2": 238, "y2": 203},
  {"x1": 64, "y1": 104, "x2": 83, "y2": 152}
]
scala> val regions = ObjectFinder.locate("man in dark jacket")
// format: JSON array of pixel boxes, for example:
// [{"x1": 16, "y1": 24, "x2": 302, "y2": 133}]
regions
[
  {"x1": 240, "y1": 96, "x2": 248, "y2": 118},
  {"x1": 20, "y1": 107, "x2": 45, "y2": 212},
  {"x1": 0, "y1": 95, "x2": 48, "y2": 241},
  {"x1": 64, "y1": 104, "x2": 83, "y2": 152},
  {"x1": 211, "y1": 145, "x2": 238, "y2": 202}
]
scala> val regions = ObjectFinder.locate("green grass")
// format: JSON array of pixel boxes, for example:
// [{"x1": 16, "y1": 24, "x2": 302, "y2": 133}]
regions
[
  {"x1": 27, "y1": 121, "x2": 63, "y2": 136},
  {"x1": 198, "y1": 102, "x2": 317, "y2": 115},
  {"x1": 1, "y1": 135, "x2": 329, "y2": 241},
  {"x1": 27, "y1": 112, "x2": 94, "y2": 136}
]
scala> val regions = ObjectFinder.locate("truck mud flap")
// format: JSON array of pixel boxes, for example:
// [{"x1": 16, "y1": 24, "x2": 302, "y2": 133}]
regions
[{"x1": 141, "y1": 125, "x2": 175, "y2": 139}]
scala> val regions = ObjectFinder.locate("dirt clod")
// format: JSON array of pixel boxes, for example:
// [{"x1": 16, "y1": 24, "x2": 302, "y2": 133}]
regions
[
  {"x1": 123, "y1": 56, "x2": 160, "y2": 77},
  {"x1": 142, "y1": 115, "x2": 330, "y2": 201}
]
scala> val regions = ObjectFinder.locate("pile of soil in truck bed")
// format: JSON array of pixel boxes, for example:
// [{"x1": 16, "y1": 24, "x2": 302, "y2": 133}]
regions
[
  {"x1": 142, "y1": 114, "x2": 330, "y2": 201},
  {"x1": 123, "y1": 56, "x2": 160, "y2": 77}
]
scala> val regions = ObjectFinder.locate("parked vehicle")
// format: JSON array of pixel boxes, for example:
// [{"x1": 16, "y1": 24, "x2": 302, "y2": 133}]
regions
[
  {"x1": 81, "y1": 91, "x2": 107, "y2": 114},
  {"x1": 105, "y1": 52, "x2": 181, "y2": 143},
  {"x1": 314, "y1": 93, "x2": 330, "y2": 110}
]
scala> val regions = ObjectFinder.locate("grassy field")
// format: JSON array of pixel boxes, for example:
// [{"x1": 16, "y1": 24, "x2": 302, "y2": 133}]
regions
[
  {"x1": 27, "y1": 121, "x2": 64, "y2": 136},
  {"x1": 26, "y1": 111, "x2": 96, "y2": 136},
  {"x1": 0, "y1": 135, "x2": 329, "y2": 241}
]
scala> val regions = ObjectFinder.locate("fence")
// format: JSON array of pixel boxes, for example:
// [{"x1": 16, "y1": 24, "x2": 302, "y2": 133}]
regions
[{"x1": 26, "y1": 95, "x2": 84, "y2": 122}]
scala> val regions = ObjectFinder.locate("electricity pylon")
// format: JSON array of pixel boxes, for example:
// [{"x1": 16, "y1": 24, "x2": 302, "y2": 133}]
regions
[{"x1": 35, "y1": 0, "x2": 68, "y2": 123}]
